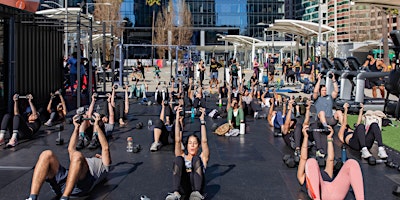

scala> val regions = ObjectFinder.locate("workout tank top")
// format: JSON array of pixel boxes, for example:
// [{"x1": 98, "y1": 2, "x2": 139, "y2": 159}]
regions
[
  {"x1": 368, "y1": 60, "x2": 380, "y2": 72},
  {"x1": 343, "y1": 128, "x2": 353, "y2": 140}
]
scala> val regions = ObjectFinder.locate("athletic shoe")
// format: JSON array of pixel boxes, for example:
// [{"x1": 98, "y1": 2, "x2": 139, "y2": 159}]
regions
[
  {"x1": 165, "y1": 192, "x2": 181, "y2": 200},
  {"x1": 76, "y1": 137, "x2": 85, "y2": 150},
  {"x1": 88, "y1": 136, "x2": 100, "y2": 149},
  {"x1": 378, "y1": 146, "x2": 388, "y2": 159},
  {"x1": 316, "y1": 149, "x2": 325, "y2": 158},
  {"x1": 0, "y1": 138, "x2": 4, "y2": 146},
  {"x1": 189, "y1": 191, "x2": 205, "y2": 200},
  {"x1": 5, "y1": 138, "x2": 18, "y2": 148},
  {"x1": 254, "y1": 112, "x2": 259, "y2": 119},
  {"x1": 294, "y1": 149, "x2": 301, "y2": 157},
  {"x1": 361, "y1": 147, "x2": 372, "y2": 158},
  {"x1": 44, "y1": 120, "x2": 53, "y2": 127},
  {"x1": 150, "y1": 142, "x2": 162, "y2": 152}
]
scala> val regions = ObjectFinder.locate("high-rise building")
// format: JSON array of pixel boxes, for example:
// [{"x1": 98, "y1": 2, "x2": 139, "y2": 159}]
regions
[{"x1": 285, "y1": 0, "x2": 305, "y2": 20}]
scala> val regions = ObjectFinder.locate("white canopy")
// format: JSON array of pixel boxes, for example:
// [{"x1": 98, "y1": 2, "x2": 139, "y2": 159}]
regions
[
  {"x1": 352, "y1": 0, "x2": 400, "y2": 8},
  {"x1": 267, "y1": 19, "x2": 335, "y2": 38}
]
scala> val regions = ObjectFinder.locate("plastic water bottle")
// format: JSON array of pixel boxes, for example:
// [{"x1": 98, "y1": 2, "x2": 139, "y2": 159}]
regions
[
  {"x1": 240, "y1": 122, "x2": 245, "y2": 135},
  {"x1": 218, "y1": 98, "x2": 222, "y2": 108},
  {"x1": 341, "y1": 145, "x2": 347, "y2": 163},
  {"x1": 127, "y1": 137, "x2": 133, "y2": 152},
  {"x1": 148, "y1": 119, "x2": 153, "y2": 130},
  {"x1": 191, "y1": 107, "x2": 195, "y2": 122}
]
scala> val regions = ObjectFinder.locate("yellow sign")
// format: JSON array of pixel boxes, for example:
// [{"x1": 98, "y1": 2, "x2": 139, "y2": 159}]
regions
[{"x1": 146, "y1": 0, "x2": 160, "y2": 6}]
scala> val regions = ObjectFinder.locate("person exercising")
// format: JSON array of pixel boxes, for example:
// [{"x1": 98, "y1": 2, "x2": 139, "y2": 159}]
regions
[
  {"x1": 362, "y1": 53, "x2": 388, "y2": 98},
  {"x1": 44, "y1": 90, "x2": 67, "y2": 127}
]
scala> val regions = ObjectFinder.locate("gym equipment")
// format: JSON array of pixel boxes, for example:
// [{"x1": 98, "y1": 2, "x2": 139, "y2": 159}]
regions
[
  {"x1": 393, "y1": 185, "x2": 400, "y2": 197},
  {"x1": 133, "y1": 144, "x2": 142, "y2": 153},
  {"x1": 386, "y1": 159, "x2": 399, "y2": 168},
  {"x1": 56, "y1": 132, "x2": 64, "y2": 145},
  {"x1": 282, "y1": 154, "x2": 296, "y2": 168},
  {"x1": 366, "y1": 156, "x2": 386, "y2": 165},
  {"x1": 113, "y1": 85, "x2": 118, "y2": 90},
  {"x1": 317, "y1": 156, "x2": 326, "y2": 167},
  {"x1": 93, "y1": 93, "x2": 109, "y2": 99},
  {"x1": 136, "y1": 122, "x2": 144, "y2": 129},
  {"x1": 17, "y1": 94, "x2": 32, "y2": 99},
  {"x1": 307, "y1": 128, "x2": 330, "y2": 134}
]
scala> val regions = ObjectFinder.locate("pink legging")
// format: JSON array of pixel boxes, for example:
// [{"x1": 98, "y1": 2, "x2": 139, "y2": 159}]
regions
[{"x1": 305, "y1": 158, "x2": 365, "y2": 200}]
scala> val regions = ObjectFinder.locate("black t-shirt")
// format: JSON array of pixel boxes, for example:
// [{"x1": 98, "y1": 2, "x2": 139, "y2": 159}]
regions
[
  {"x1": 28, "y1": 118, "x2": 42, "y2": 133},
  {"x1": 193, "y1": 97, "x2": 206, "y2": 108},
  {"x1": 250, "y1": 76, "x2": 258, "y2": 85},
  {"x1": 303, "y1": 63, "x2": 312, "y2": 74},
  {"x1": 210, "y1": 61, "x2": 222, "y2": 72}
]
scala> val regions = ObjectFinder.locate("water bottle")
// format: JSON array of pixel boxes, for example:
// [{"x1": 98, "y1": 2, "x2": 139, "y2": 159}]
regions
[
  {"x1": 240, "y1": 122, "x2": 245, "y2": 135},
  {"x1": 148, "y1": 119, "x2": 153, "y2": 130},
  {"x1": 341, "y1": 145, "x2": 347, "y2": 163},
  {"x1": 126, "y1": 137, "x2": 133, "y2": 152},
  {"x1": 191, "y1": 107, "x2": 195, "y2": 122},
  {"x1": 218, "y1": 98, "x2": 222, "y2": 108}
]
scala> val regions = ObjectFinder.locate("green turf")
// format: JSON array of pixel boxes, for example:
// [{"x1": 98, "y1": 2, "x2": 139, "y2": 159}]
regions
[{"x1": 346, "y1": 115, "x2": 400, "y2": 151}]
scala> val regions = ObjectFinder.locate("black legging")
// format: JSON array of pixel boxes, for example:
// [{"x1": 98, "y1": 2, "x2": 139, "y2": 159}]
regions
[
  {"x1": 311, "y1": 122, "x2": 327, "y2": 153},
  {"x1": 1, "y1": 114, "x2": 33, "y2": 139},
  {"x1": 171, "y1": 155, "x2": 205, "y2": 195},
  {"x1": 283, "y1": 123, "x2": 303, "y2": 149},
  {"x1": 199, "y1": 71, "x2": 204, "y2": 86},
  {"x1": 347, "y1": 123, "x2": 383, "y2": 150}
]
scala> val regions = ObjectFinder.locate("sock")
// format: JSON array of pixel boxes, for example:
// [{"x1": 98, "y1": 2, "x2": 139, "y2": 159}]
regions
[
  {"x1": 28, "y1": 194, "x2": 38, "y2": 200},
  {"x1": 60, "y1": 196, "x2": 69, "y2": 200},
  {"x1": 11, "y1": 131, "x2": 18, "y2": 140},
  {"x1": 79, "y1": 132, "x2": 85, "y2": 138}
]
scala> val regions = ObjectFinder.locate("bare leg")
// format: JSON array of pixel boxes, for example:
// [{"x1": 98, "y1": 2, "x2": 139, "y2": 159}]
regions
[
  {"x1": 334, "y1": 110, "x2": 343, "y2": 125},
  {"x1": 153, "y1": 128, "x2": 162, "y2": 143},
  {"x1": 62, "y1": 151, "x2": 89, "y2": 197},
  {"x1": 379, "y1": 86, "x2": 385, "y2": 98},
  {"x1": 372, "y1": 86, "x2": 377, "y2": 98},
  {"x1": 30, "y1": 150, "x2": 60, "y2": 195},
  {"x1": 318, "y1": 111, "x2": 327, "y2": 126}
]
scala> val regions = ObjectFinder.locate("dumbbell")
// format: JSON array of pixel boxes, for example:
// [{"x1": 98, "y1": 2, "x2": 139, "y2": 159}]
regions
[
  {"x1": 133, "y1": 144, "x2": 142, "y2": 153},
  {"x1": 76, "y1": 115, "x2": 94, "y2": 123},
  {"x1": 215, "y1": 102, "x2": 227, "y2": 106},
  {"x1": 282, "y1": 154, "x2": 296, "y2": 168},
  {"x1": 293, "y1": 101, "x2": 314, "y2": 106},
  {"x1": 93, "y1": 93, "x2": 109, "y2": 99},
  {"x1": 17, "y1": 94, "x2": 33, "y2": 99},
  {"x1": 386, "y1": 159, "x2": 399, "y2": 168},
  {"x1": 56, "y1": 132, "x2": 64, "y2": 145},
  {"x1": 113, "y1": 85, "x2": 118, "y2": 90},
  {"x1": 307, "y1": 128, "x2": 330, "y2": 134},
  {"x1": 136, "y1": 122, "x2": 144, "y2": 129},
  {"x1": 317, "y1": 156, "x2": 326, "y2": 167}
]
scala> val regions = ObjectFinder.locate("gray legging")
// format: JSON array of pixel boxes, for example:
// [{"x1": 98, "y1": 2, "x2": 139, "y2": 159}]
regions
[{"x1": 1, "y1": 114, "x2": 33, "y2": 139}]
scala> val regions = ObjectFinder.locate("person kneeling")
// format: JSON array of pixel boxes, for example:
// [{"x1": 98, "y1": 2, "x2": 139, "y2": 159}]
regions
[{"x1": 166, "y1": 107, "x2": 209, "y2": 200}]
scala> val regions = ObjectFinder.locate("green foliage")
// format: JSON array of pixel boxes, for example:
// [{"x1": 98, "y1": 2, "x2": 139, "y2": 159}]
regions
[{"x1": 346, "y1": 115, "x2": 400, "y2": 151}]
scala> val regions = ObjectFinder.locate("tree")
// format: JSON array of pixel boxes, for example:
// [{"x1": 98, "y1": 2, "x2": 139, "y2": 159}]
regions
[{"x1": 154, "y1": 0, "x2": 193, "y2": 59}]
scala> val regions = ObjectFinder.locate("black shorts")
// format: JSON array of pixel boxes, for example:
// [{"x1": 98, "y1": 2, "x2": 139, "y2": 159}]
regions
[
  {"x1": 46, "y1": 164, "x2": 95, "y2": 197},
  {"x1": 369, "y1": 79, "x2": 384, "y2": 87},
  {"x1": 153, "y1": 119, "x2": 173, "y2": 145}
]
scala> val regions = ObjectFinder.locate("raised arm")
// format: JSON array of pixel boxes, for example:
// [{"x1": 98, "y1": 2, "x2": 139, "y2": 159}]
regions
[
  {"x1": 331, "y1": 75, "x2": 339, "y2": 99},
  {"x1": 174, "y1": 107, "x2": 184, "y2": 157},
  {"x1": 28, "y1": 94, "x2": 38, "y2": 119},
  {"x1": 297, "y1": 124, "x2": 309, "y2": 185},
  {"x1": 13, "y1": 94, "x2": 19, "y2": 115},
  {"x1": 282, "y1": 99, "x2": 294, "y2": 135},
  {"x1": 303, "y1": 100, "x2": 312, "y2": 126},
  {"x1": 47, "y1": 93, "x2": 54, "y2": 113},
  {"x1": 338, "y1": 103, "x2": 349, "y2": 143},
  {"x1": 107, "y1": 96, "x2": 115, "y2": 125},
  {"x1": 68, "y1": 115, "x2": 80, "y2": 157},
  {"x1": 313, "y1": 73, "x2": 322, "y2": 100},
  {"x1": 124, "y1": 85, "x2": 129, "y2": 114},
  {"x1": 356, "y1": 103, "x2": 364, "y2": 126},
  {"x1": 111, "y1": 86, "x2": 116, "y2": 108},
  {"x1": 56, "y1": 90, "x2": 67, "y2": 116},
  {"x1": 324, "y1": 126, "x2": 335, "y2": 178},
  {"x1": 87, "y1": 94, "x2": 97, "y2": 118},
  {"x1": 93, "y1": 113, "x2": 111, "y2": 166},
  {"x1": 199, "y1": 108, "x2": 209, "y2": 166}
]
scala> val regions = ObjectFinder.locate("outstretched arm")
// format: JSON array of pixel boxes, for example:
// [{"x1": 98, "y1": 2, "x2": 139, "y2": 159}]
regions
[
  {"x1": 331, "y1": 75, "x2": 339, "y2": 99},
  {"x1": 13, "y1": 94, "x2": 19, "y2": 116},
  {"x1": 47, "y1": 93, "x2": 54, "y2": 113},
  {"x1": 174, "y1": 107, "x2": 184, "y2": 157},
  {"x1": 87, "y1": 94, "x2": 96, "y2": 118},
  {"x1": 107, "y1": 96, "x2": 115, "y2": 125},
  {"x1": 313, "y1": 73, "x2": 322, "y2": 100},
  {"x1": 324, "y1": 126, "x2": 335, "y2": 178},
  {"x1": 297, "y1": 125, "x2": 309, "y2": 185},
  {"x1": 68, "y1": 116, "x2": 80, "y2": 157},
  {"x1": 282, "y1": 99, "x2": 294, "y2": 135},
  {"x1": 338, "y1": 103, "x2": 349, "y2": 143},
  {"x1": 93, "y1": 113, "x2": 111, "y2": 166},
  {"x1": 124, "y1": 85, "x2": 129, "y2": 114},
  {"x1": 56, "y1": 91, "x2": 67, "y2": 116},
  {"x1": 28, "y1": 94, "x2": 39, "y2": 120},
  {"x1": 199, "y1": 108, "x2": 209, "y2": 166}
]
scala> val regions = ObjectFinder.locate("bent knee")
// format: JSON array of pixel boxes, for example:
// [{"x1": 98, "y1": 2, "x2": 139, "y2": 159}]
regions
[
  {"x1": 70, "y1": 151, "x2": 85, "y2": 162},
  {"x1": 39, "y1": 150, "x2": 56, "y2": 160}
]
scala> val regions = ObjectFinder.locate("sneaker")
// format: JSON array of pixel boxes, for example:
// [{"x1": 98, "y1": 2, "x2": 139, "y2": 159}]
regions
[
  {"x1": 254, "y1": 112, "x2": 259, "y2": 119},
  {"x1": 361, "y1": 147, "x2": 372, "y2": 158},
  {"x1": 6, "y1": 138, "x2": 18, "y2": 148},
  {"x1": 165, "y1": 192, "x2": 181, "y2": 200},
  {"x1": 189, "y1": 191, "x2": 205, "y2": 200},
  {"x1": 0, "y1": 138, "x2": 4, "y2": 146},
  {"x1": 150, "y1": 142, "x2": 162, "y2": 152},
  {"x1": 316, "y1": 149, "x2": 325, "y2": 158},
  {"x1": 44, "y1": 120, "x2": 53, "y2": 127},
  {"x1": 378, "y1": 146, "x2": 388, "y2": 159},
  {"x1": 76, "y1": 137, "x2": 85, "y2": 150},
  {"x1": 88, "y1": 136, "x2": 100, "y2": 149}
]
